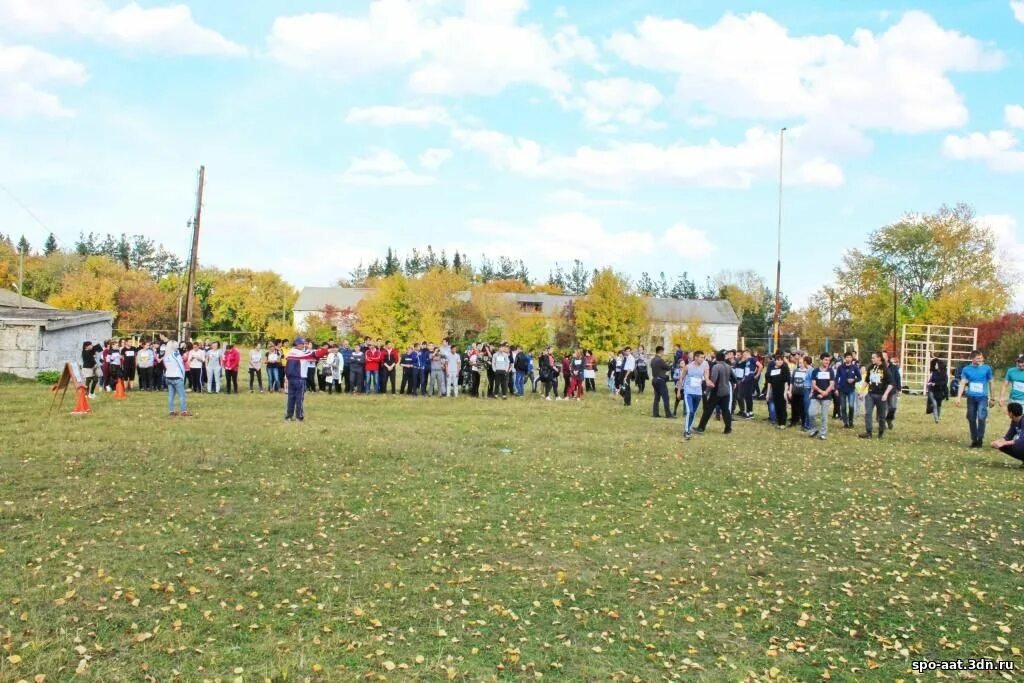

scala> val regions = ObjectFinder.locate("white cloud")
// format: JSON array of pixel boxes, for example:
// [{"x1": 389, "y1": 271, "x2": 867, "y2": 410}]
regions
[
  {"x1": 979, "y1": 214, "x2": 1024, "y2": 306},
  {"x1": 418, "y1": 147, "x2": 452, "y2": 169},
  {"x1": 453, "y1": 124, "x2": 844, "y2": 189},
  {"x1": 545, "y1": 189, "x2": 635, "y2": 209},
  {"x1": 662, "y1": 223, "x2": 716, "y2": 259},
  {"x1": 943, "y1": 130, "x2": 1024, "y2": 172},
  {"x1": 0, "y1": 43, "x2": 87, "y2": 117},
  {"x1": 339, "y1": 149, "x2": 436, "y2": 186},
  {"x1": 268, "y1": 0, "x2": 595, "y2": 95},
  {"x1": 1006, "y1": 104, "x2": 1024, "y2": 129},
  {"x1": 345, "y1": 105, "x2": 451, "y2": 127},
  {"x1": 607, "y1": 11, "x2": 1002, "y2": 134},
  {"x1": 1012, "y1": 0, "x2": 1024, "y2": 22},
  {"x1": 557, "y1": 77, "x2": 664, "y2": 131},
  {"x1": 0, "y1": 0, "x2": 246, "y2": 56}
]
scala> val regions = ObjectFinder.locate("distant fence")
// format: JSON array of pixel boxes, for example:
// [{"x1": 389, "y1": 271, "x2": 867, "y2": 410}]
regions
[
  {"x1": 112, "y1": 330, "x2": 279, "y2": 347},
  {"x1": 740, "y1": 336, "x2": 859, "y2": 357}
]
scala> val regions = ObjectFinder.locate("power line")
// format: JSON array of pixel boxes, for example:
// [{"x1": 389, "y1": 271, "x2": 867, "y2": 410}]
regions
[{"x1": 0, "y1": 182, "x2": 55, "y2": 235}]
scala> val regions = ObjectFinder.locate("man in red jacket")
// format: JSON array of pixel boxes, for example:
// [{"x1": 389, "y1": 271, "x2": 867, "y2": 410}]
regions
[
  {"x1": 364, "y1": 343, "x2": 382, "y2": 394},
  {"x1": 381, "y1": 341, "x2": 399, "y2": 394}
]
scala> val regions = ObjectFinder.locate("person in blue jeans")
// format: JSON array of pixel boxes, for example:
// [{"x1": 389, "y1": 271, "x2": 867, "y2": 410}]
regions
[
  {"x1": 956, "y1": 350, "x2": 995, "y2": 448},
  {"x1": 835, "y1": 352, "x2": 861, "y2": 429},
  {"x1": 158, "y1": 334, "x2": 190, "y2": 417}
]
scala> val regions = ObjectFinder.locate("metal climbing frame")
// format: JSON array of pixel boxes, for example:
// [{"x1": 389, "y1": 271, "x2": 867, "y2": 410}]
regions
[{"x1": 900, "y1": 324, "x2": 978, "y2": 394}]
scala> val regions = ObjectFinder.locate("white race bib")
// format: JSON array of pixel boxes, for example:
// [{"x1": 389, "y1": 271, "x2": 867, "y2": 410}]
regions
[
  {"x1": 869, "y1": 372, "x2": 881, "y2": 384},
  {"x1": 770, "y1": 368, "x2": 781, "y2": 377},
  {"x1": 733, "y1": 368, "x2": 746, "y2": 378},
  {"x1": 126, "y1": 350, "x2": 135, "y2": 357},
  {"x1": 817, "y1": 371, "x2": 831, "y2": 381},
  {"x1": 969, "y1": 382, "x2": 984, "y2": 394},
  {"x1": 687, "y1": 376, "x2": 702, "y2": 389},
  {"x1": 794, "y1": 371, "x2": 806, "y2": 381},
  {"x1": 1012, "y1": 381, "x2": 1024, "y2": 393}
]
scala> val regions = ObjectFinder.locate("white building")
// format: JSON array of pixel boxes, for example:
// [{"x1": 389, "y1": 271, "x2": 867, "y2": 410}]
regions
[
  {"x1": 0, "y1": 290, "x2": 113, "y2": 378},
  {"x1": 293, "y1": 287, "x2": 739, "y2": 350}
]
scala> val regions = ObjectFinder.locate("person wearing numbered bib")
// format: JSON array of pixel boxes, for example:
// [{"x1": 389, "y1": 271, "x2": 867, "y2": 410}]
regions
[
  {"x1": 789, "y1": 355, "x2": 811, "y2": 430},
  {"x1": 956, "y1": 349, "x2": 995, "y2": 448},
  {"x1": 808, "y1": 354, "x2": 836, "y2": 440},
  {"x1": 859, "y1": 352, "x2": 892, "y2": 439},
  {"x1": 679, "y1": 351, "x2": 710, "y2": 440},
  {"x1": 765, "y1": 355, "x2": 791, "y2": 429},
  {"x1": 998, "y1": 353, "x2": 1024, "y2": 407}
]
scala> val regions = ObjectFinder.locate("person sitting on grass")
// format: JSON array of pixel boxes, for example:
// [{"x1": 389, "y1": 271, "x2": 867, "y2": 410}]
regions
[{"x1": 990, "y1": 401, "x2": 1024, "y2": 466}]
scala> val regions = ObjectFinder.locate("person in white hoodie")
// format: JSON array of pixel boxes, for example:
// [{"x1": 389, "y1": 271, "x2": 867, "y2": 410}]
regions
[
  {"x1": 446, "y1": 344, "x2": 462, "y2": 397},
  {"x1": 248, "y1": 343, "x2": 264, "y2": 393},
  {"x1": 207, "y1": 341, "x2": 224, "y2": 393}
]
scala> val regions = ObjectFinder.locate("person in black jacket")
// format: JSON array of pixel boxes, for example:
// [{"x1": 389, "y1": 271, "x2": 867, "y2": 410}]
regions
[
  {"x1": 765, "y1": 354, "x2": 791, "y2": 429},
  {"x1": 926, "y1": 364, "x2": 948, "y2": 423},
  {"x1": 650, "y1": 346, "x2": 671, "y2": 418}
]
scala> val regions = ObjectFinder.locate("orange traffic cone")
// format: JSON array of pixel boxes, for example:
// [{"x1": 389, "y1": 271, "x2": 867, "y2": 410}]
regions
[
  {"x1": 71, "y1": 385, "x2": 90, "y2": 415},
  {"x1": 114, "y1": 378, "x2": 127, "y2": 400}
]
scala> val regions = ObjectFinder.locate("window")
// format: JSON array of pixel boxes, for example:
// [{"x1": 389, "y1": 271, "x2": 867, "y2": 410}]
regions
[{"x1": 519, "y1": 302, "x2": 543, "y2": 313}]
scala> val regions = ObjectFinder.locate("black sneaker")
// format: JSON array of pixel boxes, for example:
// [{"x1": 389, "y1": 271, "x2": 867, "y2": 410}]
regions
[
  {"x1": 858, "y1": 432, "x2": 872, "y2": 439},
  {"x1": 970, "y1": 440, "x2": 981, "y2": 448},
  {"x1": 886, "y1": 420, "x2": 894, "y2": 430},
  {"x1": 693, "y1": 428, "x2": 705, "y2": 435},
  {"x1": 808, "y1": 431, "x2": 819, "y2": 438}
]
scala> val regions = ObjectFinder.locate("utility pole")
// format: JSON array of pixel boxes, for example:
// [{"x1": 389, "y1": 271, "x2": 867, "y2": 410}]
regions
[
  {"x1": 18, "y1": 240, "x2": 25, "y2": 309},
  {"x1": 182, "y1": 165, "x2": 205, "y2": 342},
  {"x1": 772, "y1": 127, "x2": 787, "y2": 353},
  {"x1": 891, "y1": 272, "x2": 898, "y2": 354}
]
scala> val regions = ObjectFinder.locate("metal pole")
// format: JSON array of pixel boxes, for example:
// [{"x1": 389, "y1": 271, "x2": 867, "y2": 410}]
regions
[
  {"x1": 183, "y1": 165, "x2": 205, "y2": 342},
  {"x1": 772, "y1": 127, "x2": 787, "y2": 352},
  {"x1": 892, "y1": 273, "x2": 898, "y2": 354},
  {"x1": 18, "y1": 245, "x2": 24, "y2": 309}
]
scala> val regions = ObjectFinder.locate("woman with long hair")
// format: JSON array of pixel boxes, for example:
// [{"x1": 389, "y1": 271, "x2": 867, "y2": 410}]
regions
[{"x1": 187, "y1": 342, "x2": 205, "y2": 393}]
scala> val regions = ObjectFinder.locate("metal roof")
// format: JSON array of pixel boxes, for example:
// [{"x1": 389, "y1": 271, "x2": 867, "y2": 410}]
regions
[
  {"x1": 0, "y1": 307, "x2": 113, "y2": 330},
  {"x1": 0, "y1": 289, "x2": 55, "y2": 309},
  {"x1": 295, "y1": 287, "x2": 739, "y2": 325}
]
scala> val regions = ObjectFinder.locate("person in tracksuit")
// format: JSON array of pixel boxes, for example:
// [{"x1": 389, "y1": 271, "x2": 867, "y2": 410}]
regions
[
  {"x1": 416, "y1": 343, "x2": 431, "y2": 396},
  {"x1": 285, "y1": 338, "x2": 325, "y2": 421},
  {"x1": 348, "y1": 344, "x2": 366, "y2": 394},
  {"x1": 400, "y1": 345, "x2": 417, "y2": 394}
]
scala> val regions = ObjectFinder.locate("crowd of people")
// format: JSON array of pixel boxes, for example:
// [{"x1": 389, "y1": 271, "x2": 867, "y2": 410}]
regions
[{"x1": 79, "y1": 336, "x2": 1024, "y2": 465}]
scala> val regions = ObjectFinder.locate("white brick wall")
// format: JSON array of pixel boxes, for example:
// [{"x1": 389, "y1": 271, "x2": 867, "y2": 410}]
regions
[{"x1": 0, "y1": 319, "x2": 112, "y2": 378}]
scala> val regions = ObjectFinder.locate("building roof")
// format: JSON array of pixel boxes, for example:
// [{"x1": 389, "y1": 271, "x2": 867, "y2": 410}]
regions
[
  {"x1": 294, "y1": 287, "x2": 376, "y2": 312},
  {"x1": 294, "y1": 286, "x2": 739, "y2": 325},
  {"x1": 0, "y1": 306, "x2": 112, "y2": 331},
  {"x1": 0, "y1": 289, "x2": 55, "y2": 309}
]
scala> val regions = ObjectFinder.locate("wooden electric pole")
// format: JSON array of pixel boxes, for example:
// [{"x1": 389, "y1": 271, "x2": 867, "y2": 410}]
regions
[{"x1": 182, "y1": 165, "x2": 205, "y2": 341}]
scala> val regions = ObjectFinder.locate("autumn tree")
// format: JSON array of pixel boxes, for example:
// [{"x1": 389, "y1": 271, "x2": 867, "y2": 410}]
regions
[
  {"x1": 356, "y1": 274, "x2": 444, "y2": 346},
  {"x1": 507, "y1": 314, "x2": 551, "y2": 352},
  {"x1": 206, "y1": 269, "x2": 297, "y2": 335},
  {"x1": 574, "y1": 269, "x2": 649, "y2": 354}
]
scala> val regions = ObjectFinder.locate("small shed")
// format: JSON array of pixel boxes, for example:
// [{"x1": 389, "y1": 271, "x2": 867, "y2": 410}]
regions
[{"x1": 0, "y1": 290, "x2": 113, "y2": 379}]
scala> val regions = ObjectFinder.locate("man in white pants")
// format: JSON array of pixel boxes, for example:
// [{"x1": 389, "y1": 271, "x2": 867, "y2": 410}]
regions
[{"x1": 446, "y1": 344, "x2": 462, "y2": 397}]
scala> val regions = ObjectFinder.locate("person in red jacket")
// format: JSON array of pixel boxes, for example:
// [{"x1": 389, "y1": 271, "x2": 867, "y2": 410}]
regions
[
  {"x1": 364, "y1": 343, "x2": 382, "y2": 394},
  {"x1": 222, "y1": 343, "x2": 241, "y2": 394}
]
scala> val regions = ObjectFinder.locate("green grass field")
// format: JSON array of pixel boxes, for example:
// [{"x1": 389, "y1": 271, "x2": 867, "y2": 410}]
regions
[{"x1": 1, "y1": 383, "x2": 1021, "y2": 682}]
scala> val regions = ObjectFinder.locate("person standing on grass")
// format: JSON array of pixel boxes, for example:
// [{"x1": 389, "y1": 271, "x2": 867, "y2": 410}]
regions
[
  {"x1": 81, "y1": 341, "x2": 100, "y2": 398},
  {"x1": 429, "y1": 347, "x2": 446, "y2": 396},
  {"x1": 650, "y1": 346, "x2": 671, "y2": 418},
  {"x1": 416, "y1": 342, "x2": 431, "y2": 396},
  {"x1": 284, "y1": 337, "x2": 325, "y2": 421},
  {"x1": 122, "y1": 340, "x2": 137, "y2": 391},
  {"x1": 249, "y1": 344, "x2": 264, "y2": 393},
  {"x1": 695, "y1": 351, "x2": 733, "y2": 435},
  {"x1": 584, "y1": 350, "x2": 596, "y2": 393},
  {"x1": 538, "y1": 346, "x2": 556, "y2": 400},
  {"x1": 956, "y1": 349, "x2": 995, "y2": 448},
  {"x1": 491, "y1": 343, "x2": 510, "y2": 400},
  {"x1": 859, "y1": 352, "x2": 893, "y2": 440},
  {"x1": 514, "y1": 346, "x2": 529, "y2": 397},
  {"x1": 186, "y1": 342, "x2": 204, "y2": 392},
  {"x1": 348, "y1": 343, "x2": 366, "y2": 394},
  {"x1": 679, "y1": 350, "x2": 709, "y2": 439},
  {"x1": 620, "y1": 347, "x2": 636, "y2": 407},
  {"x1": 446, "y1": 345, "x2": 462, "y2": 397},
  {"x1": 223, "y1": 343, "x2": 241, "y2": 395},
  {"x1": 835, "y1": 352, "x2": 860, "y2": 429},
  {"x1": 364, "y1": 342, "x2": 382, "y2": 394},
  {"x1": 998, "y1": 353, "x2": 1024, "y2": 408},
  {"x1": 382, "y1": 341, "x2": 399, "y2": 394},
  {"x1": 560, "y1": 353, "x2": 571, "y2": 398},
  {"x1": 765, "y1": 354, "x2": 791, "y2": 429},
  {"x1": 885, "y1": 353, "x2": 902, "y2": 430},
  {"x1": 808, "y1": 354, "x2": 836, "y2": 440},
  {"x1": 158, "y1": 334, "x2": 189, "y2": 417},
  {"x1": 568, "y1": 348, "x2": 585, "y2": 401},
  {"x1": 266, "y1": 343, "x2": 283, "y2": 393},
  {"x1": 927, "y1": 361, "x2": 948, "y2": 423},
  {"x1": 634, "y1": 345, "x2": 649, "y2": 394},
  {"x1": 400, "y1": 344, "x2": 416, "y2": 395},
  {"x1": 789, "y1": 355, "x2": 810, "y2": 430},
  {"x1": 135, "y1": 341, "x2": 153, "y2": 392},
  {"x1": 991, "y1": 402, "x2": 1024, "y2": 466}
]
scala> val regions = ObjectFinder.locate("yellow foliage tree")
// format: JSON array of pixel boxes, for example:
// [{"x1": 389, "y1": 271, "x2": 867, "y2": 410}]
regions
[
  {"x1": 574, "y1": 269, "x2": 649, "y2": 354},
  {"x1": 507, "y1": 314, "x2": 551, "y2": 351},
  {"x1": 356, "y1": 274, "x2": 444, "y2": 346},
  {"x1": 49, "y1": 256, "x2": 121, "y2": 313},
  {"x1": 670, "y1": 323, "x2": 714, "y2": 355}
]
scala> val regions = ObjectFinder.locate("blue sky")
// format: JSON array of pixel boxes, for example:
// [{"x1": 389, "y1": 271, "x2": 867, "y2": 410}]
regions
[{"x1": 1, "y1": 0, "x2": 1023, "y2": 307}]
